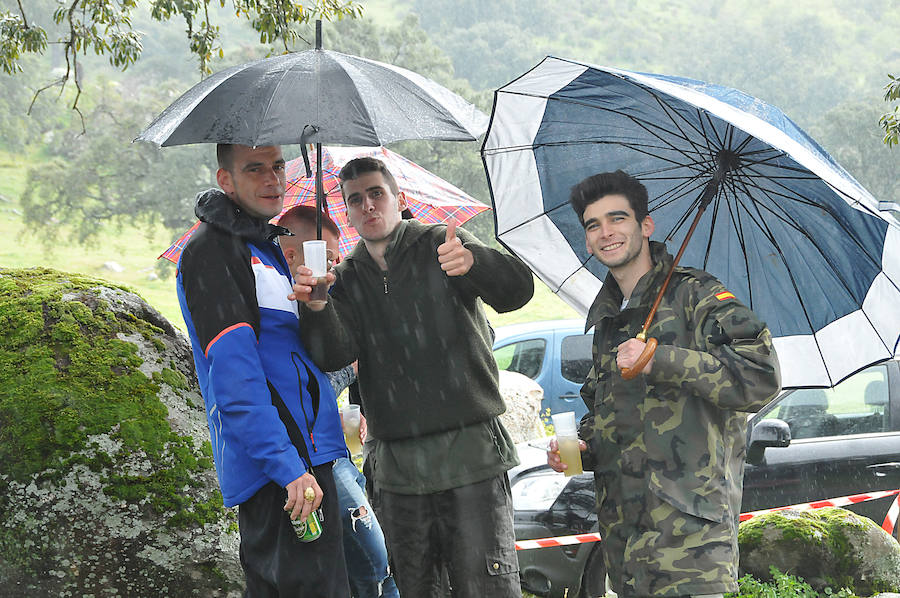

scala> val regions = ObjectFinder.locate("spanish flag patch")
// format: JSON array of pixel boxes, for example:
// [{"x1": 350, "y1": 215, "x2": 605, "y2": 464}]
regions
[{"x1": 716, "y1": 291, "x2": 735, "y2": 301}]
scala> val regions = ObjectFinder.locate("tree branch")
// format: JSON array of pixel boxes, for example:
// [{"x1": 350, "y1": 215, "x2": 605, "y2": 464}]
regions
[{"x1": 15, "y1": 0, "x2": 28, "y2": 23}]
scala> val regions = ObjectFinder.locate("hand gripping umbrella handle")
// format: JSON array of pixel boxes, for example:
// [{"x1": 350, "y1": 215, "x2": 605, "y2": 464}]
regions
[
  {"x1": 620, "y1": 337, "x2": 658, "y2": 380},
  {"x1": 618, "y1": 172, "x2": 725, "y2": 382}
]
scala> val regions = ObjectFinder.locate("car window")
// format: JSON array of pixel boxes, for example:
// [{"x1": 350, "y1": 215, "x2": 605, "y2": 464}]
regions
[
  {"x1": 772, "y1": 364, "x2": 890, "y2": 439},
  {"x1": 560, "y1": 334, "x2": 593, "y2": 383},
  {"x1": 493, "y1": 338, "x2": 546, "y2": 379}
]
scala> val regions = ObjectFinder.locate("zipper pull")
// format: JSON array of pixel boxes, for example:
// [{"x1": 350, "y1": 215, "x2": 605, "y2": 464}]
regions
[{"x1": 383, "y1": 274, "x2": 388, "y2": 294}]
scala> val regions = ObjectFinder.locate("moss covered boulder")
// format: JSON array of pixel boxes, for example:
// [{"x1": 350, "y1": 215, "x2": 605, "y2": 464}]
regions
[
  {"x1": 738, "y1": 507, "x2": 900, "y2": 594},
  {"x1": 0, "y1": 268, "x2": 242, "y2": 596}
]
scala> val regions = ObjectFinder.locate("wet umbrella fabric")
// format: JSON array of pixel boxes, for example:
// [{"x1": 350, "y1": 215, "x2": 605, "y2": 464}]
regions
[
  {"x1": 481, "y1": 56, "x2": 900, "y2": 388},
  {"x1": 160, "y1": 145, "x2": 490, "y2": 262},
  {"x1": 135, "y1": 49, "x2": 487, "y2": 149}
]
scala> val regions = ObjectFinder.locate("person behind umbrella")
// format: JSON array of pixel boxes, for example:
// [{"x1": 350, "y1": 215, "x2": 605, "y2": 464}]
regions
[
  {"x1": 289, "y1": 157, "x2": 534, "y2": 597},
  {"x1": 176, "y1": 144, "x2": 349, "y2": 597},
  {"x1": 546, "y1": 170, "x2": 781, "y2": 597},
  {"x1": 277, "y1": 204, "x2": 401, "y2": 598}
]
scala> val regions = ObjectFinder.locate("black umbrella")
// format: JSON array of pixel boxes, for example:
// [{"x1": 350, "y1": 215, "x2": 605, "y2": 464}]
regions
[{"x1": 136, "y1": 21, "x2": 487, "y2": 237}]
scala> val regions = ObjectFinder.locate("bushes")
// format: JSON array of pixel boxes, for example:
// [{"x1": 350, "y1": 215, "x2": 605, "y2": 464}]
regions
[{"x1": 727, "y1": 567, "x2": 860, "y2": 598}]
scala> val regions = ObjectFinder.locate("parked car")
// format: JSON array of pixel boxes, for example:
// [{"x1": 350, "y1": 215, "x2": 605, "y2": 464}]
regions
[
  {"x1": 492, "y1": 320, "x2": 593, "y2": 420},
  {"x1": 510, "y1": 358, "x2": 900, "y2": 598}
]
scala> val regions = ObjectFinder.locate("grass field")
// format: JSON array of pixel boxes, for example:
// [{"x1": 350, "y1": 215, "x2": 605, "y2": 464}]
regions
[{"x1": 0, "y1": 150, "x2": 580, "y2": 332}]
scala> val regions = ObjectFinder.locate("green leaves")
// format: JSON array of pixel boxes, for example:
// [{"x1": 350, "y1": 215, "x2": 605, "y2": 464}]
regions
[
  {"x1": 880, "y1": 74, "x2": 899, "y2": 148},
  {"x1": 0, "y1": 12, "x2": 48, "y2": 74},
  {"x1": 2, "y1": 0, "x2": 361, "y2": 105}
]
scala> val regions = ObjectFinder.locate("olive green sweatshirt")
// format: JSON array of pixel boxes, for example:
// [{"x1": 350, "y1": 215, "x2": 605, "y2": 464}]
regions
[{"x1": 300, "y1": 219, "x2": 535, "y2": 442}]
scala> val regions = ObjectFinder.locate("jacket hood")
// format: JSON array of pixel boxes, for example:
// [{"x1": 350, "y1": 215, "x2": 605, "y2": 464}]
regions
[
  {"x1": 194, "y1": 188, "x2": 291, "y2": 242},
  {"x1": 585, "y1": 241, "x2": 674, "y2": 331}
]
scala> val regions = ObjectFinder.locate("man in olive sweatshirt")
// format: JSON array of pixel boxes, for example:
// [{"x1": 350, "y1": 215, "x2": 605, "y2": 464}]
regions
[{"x1": 290, "y1": 157, "x2": 534, "y2": 598}]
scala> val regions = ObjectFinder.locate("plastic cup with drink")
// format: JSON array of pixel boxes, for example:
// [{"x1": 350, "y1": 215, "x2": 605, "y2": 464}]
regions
[
  {"x1": 551, "y1": 411, "x2": 583, "y2": 477},
  {"x1": 341, "y1": 404, "x2": 363, "y2": 458},
  {"x1": 303, "y1": 239, "x2": 329, "y2": 308}
]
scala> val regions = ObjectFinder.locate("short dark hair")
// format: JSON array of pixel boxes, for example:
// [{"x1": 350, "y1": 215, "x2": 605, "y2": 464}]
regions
[
  {"x1": 338, "y1": 157, "x2": 400, "y2": 198},
  {"x1": 569, "y1": 170, "x2": 649, "y2": 224},
  {"x1": 216, "y1": 144, "x2": 234, "y2": 171},
  {"x1": 277, "y1": 205, "x2": 340, "y2": 238}
]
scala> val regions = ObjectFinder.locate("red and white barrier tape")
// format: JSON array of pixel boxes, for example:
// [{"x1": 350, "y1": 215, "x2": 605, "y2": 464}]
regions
[
  {"x1": 881, "y1": 492, "x2": 900, "y2": 536},
  {"x1": 739, "y1": 488, "x2": 900, "y2": 529},
  {"x1": 515, "y1": 488, "x2": 900, "y2": 551},
  {"x1": 515, "y1": 532, "x2": 602, "y2": 551}
]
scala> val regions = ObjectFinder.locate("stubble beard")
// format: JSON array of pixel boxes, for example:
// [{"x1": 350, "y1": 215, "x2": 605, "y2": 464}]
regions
[{"x1": 594, "y1": 235, "x2": 644, "y2": 271}]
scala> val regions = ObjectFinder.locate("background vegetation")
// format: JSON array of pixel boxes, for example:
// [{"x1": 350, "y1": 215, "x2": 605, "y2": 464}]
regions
[{"x1": 0, "y1": 0, "x2": 897, "y2": 331}]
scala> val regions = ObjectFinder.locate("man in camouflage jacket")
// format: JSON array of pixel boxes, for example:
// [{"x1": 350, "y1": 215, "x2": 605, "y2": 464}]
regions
[{"x1": 548, "y1": 170, "x2": 781, "y2": 597}]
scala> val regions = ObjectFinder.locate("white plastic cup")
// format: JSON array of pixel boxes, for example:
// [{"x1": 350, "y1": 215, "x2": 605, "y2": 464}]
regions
[
  {"x1": 341, "y1": 404, "x2": 363, "y2": 458},
  {"x1": 302, "y1": 240, "x2": 328, "y2": 277},
  {"x1": 303, "y1": 240, "x2": 329, "y2": 307},
  {"x1": 551, "y1": 411, "x2": 583, "y2": 477}
]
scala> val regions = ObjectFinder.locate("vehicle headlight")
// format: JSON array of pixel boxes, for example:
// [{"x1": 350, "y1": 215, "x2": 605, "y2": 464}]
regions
[{"x1": 511, "y1": 471, "x2": 570, "y2": 511}]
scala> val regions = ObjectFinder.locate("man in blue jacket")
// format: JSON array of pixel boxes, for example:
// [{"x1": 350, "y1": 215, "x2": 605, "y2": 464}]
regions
[{"x1": 177, "y1": 144, "x2": 349, "y2": 597}]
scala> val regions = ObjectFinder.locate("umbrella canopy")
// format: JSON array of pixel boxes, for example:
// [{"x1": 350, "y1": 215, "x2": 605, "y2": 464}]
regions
[
  {"x1": 481, "y1": 56, "x2": 900, "y2": 388},
  {"x1": 160, "y1": 145, "x2": 490, "y2": 262},
  {"x1": 135, "y1": 49, "x2": 487, "y2": 149}
]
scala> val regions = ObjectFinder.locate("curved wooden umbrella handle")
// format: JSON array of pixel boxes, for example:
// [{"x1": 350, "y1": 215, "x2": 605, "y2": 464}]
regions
[{"x1": 620, "y1": 337, "x2": 658, "y2": 380}]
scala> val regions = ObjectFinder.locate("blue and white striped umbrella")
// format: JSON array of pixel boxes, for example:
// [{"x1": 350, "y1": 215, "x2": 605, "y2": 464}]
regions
[{"x1": 482, "y1": 56, "x2": 900, "y2": 388}]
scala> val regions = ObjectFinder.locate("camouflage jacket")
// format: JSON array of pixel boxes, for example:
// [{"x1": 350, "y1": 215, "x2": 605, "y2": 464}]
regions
[{"x1": 580, "y1": 242, "x2": 781, "y2": 595}]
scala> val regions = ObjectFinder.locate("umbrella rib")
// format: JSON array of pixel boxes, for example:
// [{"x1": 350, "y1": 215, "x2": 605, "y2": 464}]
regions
[
  {"x1": 722, "y1": 176, "x2": 755, "y2": 308},
  {"x1": 504, "y1": 87, "x2": 714, "y2": 153},
  {"x1": 498, "y1": 199, "x2": 582, "y2": 236},
  {"x1": 696, "y1": 111, "x2": 724, "y2": 168},
  {"x1": 701, "y1": 193, "x2": 722, "y2": 271},
  {"x1": 730, "y1": 175, "x2": 897, "y2": 383},
  {"x1": 529, "y1": 138, "x2": 709, "y2": 173},
  {"x1": 615, "y1": 114, "x2": 709, "y2": 170},
  {"x1": 739, "y1": 175, "x2": 886, "y2": 277},
  {"x1": 740, "y1": 152, "x2": 822, "y2": 178},
  {"x1": 745, "y1": 156, "x2": 884, "y2": 220},
  {"x1": 659, "y1": 178, "x2": 711, "y2": 241},
  {"x1": 650, "y1": 96, "x2": 717, "y2": 167},
  {"x1": 647, "y1": 175, "x2": 710, "y2": 213},
  {"x1": 737, "y1": 172, "x2": 889, "y2": 353},
  {"x1": 517, "y1": 89, "x2": 715, "y2": 169},
  {"x1": 555, "y1": 252, "x2": 598, "y2": 294},
  {"x1": 728, "y1": 176, "x2": 827, "y2": 374},
  {"x1": 648, "y1": 89, "x2": 722, "y2": 150},
  {"x1": 607, "y1": 140, "x2": 706, "y2": 172}
]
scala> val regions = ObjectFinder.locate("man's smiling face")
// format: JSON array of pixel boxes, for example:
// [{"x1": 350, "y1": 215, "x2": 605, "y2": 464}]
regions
[{"x1": 582, "y1": 193, "x2": 654, "y2": 272}]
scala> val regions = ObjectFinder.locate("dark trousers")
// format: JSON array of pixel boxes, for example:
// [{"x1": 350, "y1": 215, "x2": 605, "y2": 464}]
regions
[
  {"x1": 377, "y1": 473, "x2": 521, "y2": 598},
  {"x1": 238, "y1": 463, "x2": 349, "y2": 598}
]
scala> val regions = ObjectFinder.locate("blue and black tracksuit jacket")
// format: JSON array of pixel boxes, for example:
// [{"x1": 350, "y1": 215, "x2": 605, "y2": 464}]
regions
[{"x1": 176, "y1": 189, "x2": 345, "y2": 507}]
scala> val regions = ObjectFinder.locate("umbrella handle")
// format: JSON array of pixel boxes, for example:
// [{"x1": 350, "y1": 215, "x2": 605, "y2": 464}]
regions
[{"x1": 620, "y1": 337, "x2": 658, "y2": 380}]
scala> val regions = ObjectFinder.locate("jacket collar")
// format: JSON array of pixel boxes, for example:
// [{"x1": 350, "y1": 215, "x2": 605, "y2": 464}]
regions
[
  {"x1": 585, "y1": 241, "x2": 674, "y2": 331},
  {"x1": 194, "y1": 188, "x2": 291, "y2": 242},
  {"x1": 344, "y1": 219, "x2": 432, "y2": 268}
]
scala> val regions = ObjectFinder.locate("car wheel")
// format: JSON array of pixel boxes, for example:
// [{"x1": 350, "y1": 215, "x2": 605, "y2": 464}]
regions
[{"x1": 579, "y1": 545, "x2": 607, "y2": 598}]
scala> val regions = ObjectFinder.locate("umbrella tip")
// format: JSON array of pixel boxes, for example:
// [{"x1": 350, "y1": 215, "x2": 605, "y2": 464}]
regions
[{"x1": 316, "y1": 20, "x2": 322, "y2": 50}]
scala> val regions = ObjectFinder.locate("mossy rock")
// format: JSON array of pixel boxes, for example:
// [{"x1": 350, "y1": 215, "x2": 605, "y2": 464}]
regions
[
  {"x1": 738, "y1": 507, "x2": 900, "y2": 595},
  {"x1": 0, "y1": 267, "x2": 242, "y2": 596}
]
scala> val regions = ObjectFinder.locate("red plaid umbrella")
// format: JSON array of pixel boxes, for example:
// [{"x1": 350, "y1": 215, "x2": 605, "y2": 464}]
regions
[{"x1": 160, "y1": 145, "x2": 490, "y2": 263}]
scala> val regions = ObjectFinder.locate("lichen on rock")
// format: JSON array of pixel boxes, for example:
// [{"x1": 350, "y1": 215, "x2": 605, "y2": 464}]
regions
[
  {"x1": 738, "y1": 506, "x2": 900, "y2": 595},
  {"x1": 0, "y1": 267, "x2": 242, "y2": 596}
]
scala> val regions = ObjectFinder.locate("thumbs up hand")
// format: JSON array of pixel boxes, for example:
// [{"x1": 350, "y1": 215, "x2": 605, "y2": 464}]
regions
[{"x1": 437, "y1": 218, "x2": 474, "y2": 276}]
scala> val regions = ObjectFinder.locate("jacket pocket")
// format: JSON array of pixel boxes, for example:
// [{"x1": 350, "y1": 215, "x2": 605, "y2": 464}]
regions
[{"x1": 484, "y1": 547, "x2": 519, "y2": 576}]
